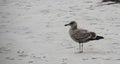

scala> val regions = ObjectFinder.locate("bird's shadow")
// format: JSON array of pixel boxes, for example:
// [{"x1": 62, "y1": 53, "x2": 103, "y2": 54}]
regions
[{"x1": 74, "y1": 51, "x2": 111, "y2": 55}]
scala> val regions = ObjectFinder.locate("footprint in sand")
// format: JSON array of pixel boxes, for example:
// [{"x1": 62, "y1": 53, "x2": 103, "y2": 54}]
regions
[
  {"x1": 104, "y1": 58, "x2": 111, "y2": 60},
  {"x1": 0, "y1": 47, "x2": 11, "y2": 53},
  {"x1": 5, "y1": 57, "x2": 15, "y2": 60},
  {"x1": 91, "y1": 57, "x2": 97, "y2": 59},
  {"x1": 82, "y1": 58, "x2": 89, "y2": 61},
  {"x1": 28, "y1": 61, "x2": 34, "y2": 63},
  {"x1": 40, "y1": 9, "x2": 50, "y2": 14},
  {"x1": 116, "y1": 58, "x2": 120, "y2": 60},
  {"x1": 61, "y1": 58, "x2": 68, "y2": 64},
  {"x1": 17, "y1": 51, "x2": 28, "y2": 57}
]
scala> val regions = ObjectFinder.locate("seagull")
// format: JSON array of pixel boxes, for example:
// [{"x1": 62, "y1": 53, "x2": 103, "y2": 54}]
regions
[{"x1": 65, "y1": 21, "x2": 104, "y2": 53}]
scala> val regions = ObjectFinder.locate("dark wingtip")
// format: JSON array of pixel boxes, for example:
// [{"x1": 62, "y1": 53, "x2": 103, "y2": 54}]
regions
[{"x1": 96, "y1": 36, "x2": 104, "y2": 40}]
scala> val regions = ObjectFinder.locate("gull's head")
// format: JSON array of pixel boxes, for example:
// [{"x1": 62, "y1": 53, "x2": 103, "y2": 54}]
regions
[
  {"x1": 65, "y1": 21, "x2": 77, "y2": 27},
  {"x1": 65, "y1": 21, "x2": 77, "y2": 29}
]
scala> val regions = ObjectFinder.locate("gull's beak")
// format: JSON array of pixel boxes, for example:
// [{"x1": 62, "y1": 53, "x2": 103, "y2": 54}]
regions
[{"x1": 64, "y1": 24, "x2": 70, "y2": 26}]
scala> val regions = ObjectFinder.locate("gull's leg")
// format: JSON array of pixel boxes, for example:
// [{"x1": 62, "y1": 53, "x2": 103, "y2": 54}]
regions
[
  {"x1": 81, "y1": 42, "x2": 83, "y2": 53},
  {"x1": 79, "y1": 43, "x2": 81, "y2": 52},
  {"x1": 79, "y1": 43, "x2": 83, "y2": 53}
]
